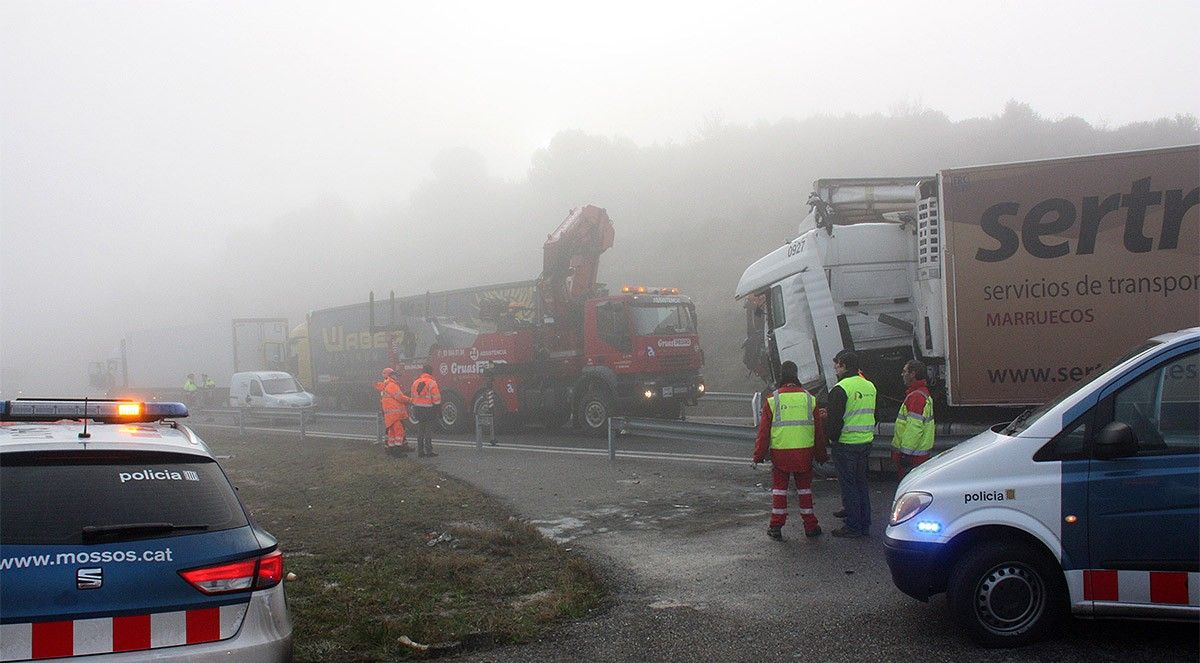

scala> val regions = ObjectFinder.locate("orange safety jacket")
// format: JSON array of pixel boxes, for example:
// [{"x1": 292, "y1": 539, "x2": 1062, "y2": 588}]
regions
[
  {"x1": 374, "y1": 377, "x2": 411, "y2": 417},
  {"x1": 411, "y1": 373, "x2": 442, "y2": 407}
]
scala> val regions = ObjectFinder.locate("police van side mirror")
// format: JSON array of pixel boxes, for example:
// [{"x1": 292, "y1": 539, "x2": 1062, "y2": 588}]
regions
[{"x1": 1094, "y1": 421, "x2": 1139, "y2": 460}]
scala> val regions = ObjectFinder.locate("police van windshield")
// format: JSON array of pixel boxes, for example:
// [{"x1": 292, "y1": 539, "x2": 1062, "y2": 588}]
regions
[
  {"x1": 262, "y1": 377, "x2": 303, "y2": 395},
  {"x1": 631, "y1": 304, "x2": 697, "y2": 336},
  {"x1": 0, "y1": 452, "x2": 248, "y2": 545},
  {"x1": 1006, "y1": 340, "x2": 1161, "y2": 435}
]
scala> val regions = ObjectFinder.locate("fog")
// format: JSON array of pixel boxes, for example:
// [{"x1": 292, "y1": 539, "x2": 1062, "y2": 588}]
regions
[{"x1": 2, "y1": 1, "x2": 1198, "y2": 395}]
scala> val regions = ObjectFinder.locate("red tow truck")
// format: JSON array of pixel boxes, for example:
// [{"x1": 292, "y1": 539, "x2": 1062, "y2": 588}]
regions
[{"x1": 294, "y1": 205, "x2": 706, "y2": 435}]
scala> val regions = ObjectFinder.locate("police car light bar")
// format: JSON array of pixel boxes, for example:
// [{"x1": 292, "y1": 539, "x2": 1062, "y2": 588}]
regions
[{"x1": 0, "y1": 399, "x2": 189, "y2": 423}]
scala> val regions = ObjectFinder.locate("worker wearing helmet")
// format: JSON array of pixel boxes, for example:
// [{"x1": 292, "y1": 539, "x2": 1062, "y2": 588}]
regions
[
  {"x1": 411, "y1": 366, "x2": 442, "y2": 457},
  {"x1": 374, "y1": 367, "x2": 412, "y2": 454},
  {"x1": 753, "y1": 361, "x2": 827, "y2": 540}
]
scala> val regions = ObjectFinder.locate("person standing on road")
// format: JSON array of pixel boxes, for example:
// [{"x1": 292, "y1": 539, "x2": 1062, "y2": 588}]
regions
[
  {"x1": 374, "y1": 367, "x2": 412, "y2": 455},
  {"x1": 183, "y1": 373, "x2": 199, "y2": 408},
  {"x1": 411, "y1": 365, "x2": 442, "y2": 458},
  {"x1": 753, "y1": 361, "x2": 827, "y2": 541},
  {"x1": 891, "y1": 360, "x2": 935, "y2": 480},
  {"x1": 827, "y1": 350, "x2": 876, "y2": 539}
]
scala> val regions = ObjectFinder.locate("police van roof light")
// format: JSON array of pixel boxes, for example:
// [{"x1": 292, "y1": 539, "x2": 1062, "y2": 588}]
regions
[{"x1": 0, "y1": 399, "x2": 188, "y2": 423}]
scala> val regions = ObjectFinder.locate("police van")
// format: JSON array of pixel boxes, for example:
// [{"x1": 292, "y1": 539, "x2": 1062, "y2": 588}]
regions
[
  {"x1": 885, "y1": 328, "x2": 1199, "y2": 647},
  {"x1": 0, "y1": 399, "x2": 292, "y2": 661}
]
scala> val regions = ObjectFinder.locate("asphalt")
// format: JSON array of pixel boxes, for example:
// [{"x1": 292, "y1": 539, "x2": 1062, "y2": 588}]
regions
[{"x1": 405, "y1": 437, "x2": 1198, "y2": 663}]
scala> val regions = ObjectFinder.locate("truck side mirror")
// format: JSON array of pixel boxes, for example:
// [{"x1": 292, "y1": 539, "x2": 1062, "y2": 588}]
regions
[{"x1": 1094, "y1": 421, "x2": 1139, "y2": 460}]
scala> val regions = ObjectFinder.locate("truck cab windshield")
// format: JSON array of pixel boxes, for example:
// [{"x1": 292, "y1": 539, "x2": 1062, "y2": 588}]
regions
[
  {"x1": 631, "y1": 304, "x2": 696, "y2": 337},
  {"x1": 262, "y1": 377, "x2": 302, "y2": 395}
]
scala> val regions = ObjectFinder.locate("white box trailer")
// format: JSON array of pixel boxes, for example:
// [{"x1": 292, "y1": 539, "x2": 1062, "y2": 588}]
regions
[{"x1": 736, "y1": 145, "x2": 1200, "y2": 411}]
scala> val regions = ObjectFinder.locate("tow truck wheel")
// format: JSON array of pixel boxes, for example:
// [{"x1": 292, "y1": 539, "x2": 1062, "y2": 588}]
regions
[
  {"x1": 947, "y1": 540, "x2": 1066, "y2": 648},
  {"x1": 438, "y1": 392, "x2": 469, "y2": 434},
  {"x1": 576, "y1": 385, "x2": 612, "y2": 437}
]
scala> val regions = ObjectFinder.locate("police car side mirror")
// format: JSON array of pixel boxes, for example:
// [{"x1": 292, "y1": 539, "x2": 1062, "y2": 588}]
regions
[{"x1": 1094, "y1": 421, "x2": 1138, "y2": 460}]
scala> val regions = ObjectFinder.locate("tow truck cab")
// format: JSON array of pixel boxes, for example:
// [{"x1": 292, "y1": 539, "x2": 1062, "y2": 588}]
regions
[
  {"x1": 884, "y1": 327, "x2": 1199, "y2": 647},
  {"x1": 580, "y1": 289, "x2": 705, "y2": 422}
]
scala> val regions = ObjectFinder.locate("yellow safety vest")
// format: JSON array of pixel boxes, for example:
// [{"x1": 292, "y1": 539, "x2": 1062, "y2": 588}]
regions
[
  {"x1": 767, "y1": 389, "x2": 816, "y2": 449},
  {"x1": 836, "y1": 374, "x2": 876, "y2": 444},
  {"x1": 892, "y1": 388, "x2": 935, "y2": 454}
]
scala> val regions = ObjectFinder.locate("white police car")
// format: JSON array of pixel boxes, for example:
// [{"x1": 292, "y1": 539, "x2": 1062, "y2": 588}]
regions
[
  {"x1": 885, "y1": 328, "x2": 1199, "y2": 647},
  {"x1": 0, "y1": 399, "x2": 292, "y2": 661}
]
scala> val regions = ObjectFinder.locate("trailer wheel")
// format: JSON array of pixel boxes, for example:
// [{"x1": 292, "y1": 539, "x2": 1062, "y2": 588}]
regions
[
  {"x1": 439, "y1": 392, "x2": 469, "y2": 433},
  {"x1": 946, "y1": 539, "x2": 1066, "y2": 648},
  {"x1": 576, "y1": 384, "x2": 612, "y2": 437}
]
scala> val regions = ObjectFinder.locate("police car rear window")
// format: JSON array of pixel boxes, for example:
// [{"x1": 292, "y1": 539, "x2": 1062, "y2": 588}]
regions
[{"x1": 0, "y1": 451, "x2": 248, "y2": 545}]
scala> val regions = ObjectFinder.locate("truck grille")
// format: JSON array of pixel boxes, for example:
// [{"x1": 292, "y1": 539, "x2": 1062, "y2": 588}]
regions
[{"x1": 659, "y1": 355, "x2": 694, "y2": 372}]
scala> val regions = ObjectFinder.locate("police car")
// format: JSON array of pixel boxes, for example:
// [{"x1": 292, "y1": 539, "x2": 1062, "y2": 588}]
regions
[
  {"x1": 885, "y1": 328, "x2": 1199, "y2": 647},
  {"x1": 0, "y1": 399, "x2": 292, "y2": 661}
]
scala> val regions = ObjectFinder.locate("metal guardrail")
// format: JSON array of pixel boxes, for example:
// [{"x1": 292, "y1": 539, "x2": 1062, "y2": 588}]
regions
[
  {"x1": 607, "y1": 415, "x2": 967, "y2": 472},
  {"x1": 607, "y1": 416, "x2": 754, "y2": 461},
  {"x1": 196, "y1": 407, "x2": 385, "y2": 443},
  {"x1": 699, "y1": 391, "x2": 758, "y2": 420}
]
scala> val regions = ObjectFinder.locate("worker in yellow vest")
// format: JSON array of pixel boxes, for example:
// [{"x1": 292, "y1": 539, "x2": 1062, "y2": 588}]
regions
[
  {"x1": 753, "y1": 361, "x2": 828, "y2": 540},
  {"x1": 827, "y1": 350, "x2": 876, "y2": 538},
  {"x1": 891, "y1": 360, "x2": 935, "y2": 479}
]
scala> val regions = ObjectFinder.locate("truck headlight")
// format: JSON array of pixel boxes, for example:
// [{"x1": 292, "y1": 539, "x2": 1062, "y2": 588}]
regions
[
  {"x1": 643, "y1": 389, "x2": 655, "y2": 399},
  {"x1": 890, "y1": 491, "x2": 933, "y2": 526},
  {"x1": 697, "y1": 383, "x2": 705, "y2": 393}
]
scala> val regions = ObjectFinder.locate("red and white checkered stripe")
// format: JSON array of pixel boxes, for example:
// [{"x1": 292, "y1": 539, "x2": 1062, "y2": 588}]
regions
[
  {"x1": 1066, "y1": 569, "x2": 1200, "y2": 605},
  {"x1": 0, "y1": 604, "x2": 246, "y2": 661}
]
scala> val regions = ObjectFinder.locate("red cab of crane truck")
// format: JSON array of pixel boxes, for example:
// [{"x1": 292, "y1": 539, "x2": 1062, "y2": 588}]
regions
[{"x1": 573, "y1": 286, "x2": 705, "y2": 434}]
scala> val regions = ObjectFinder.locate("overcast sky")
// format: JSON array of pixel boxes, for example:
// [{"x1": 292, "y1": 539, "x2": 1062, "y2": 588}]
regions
[{"x1": 2, "y1": 0, "x2": 1198, "y2": 393}]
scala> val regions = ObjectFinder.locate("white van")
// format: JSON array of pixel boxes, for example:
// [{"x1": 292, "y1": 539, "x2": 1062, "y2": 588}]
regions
[
  {"x1": 885, "y1": 328, "x2": 1199, "y2": 647},
  {"x1": 228, "y1": 371, "x2": 315, "y2": 409}
]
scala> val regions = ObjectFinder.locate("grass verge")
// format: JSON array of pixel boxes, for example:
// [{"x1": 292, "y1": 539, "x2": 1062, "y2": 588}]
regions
[{"x1": 200, "y1": 430, "x2": 607, "y2": 661}]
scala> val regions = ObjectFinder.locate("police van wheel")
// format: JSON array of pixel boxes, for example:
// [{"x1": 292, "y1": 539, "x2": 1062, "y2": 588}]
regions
[{"x1": 947, "y1": 540, "x2": 1065, "y2": 648}]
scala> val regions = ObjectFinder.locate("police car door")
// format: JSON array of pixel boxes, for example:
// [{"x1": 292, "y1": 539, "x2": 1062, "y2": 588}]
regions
[{"x1": 1085, "y1": 344, "x2": 1199, "y2": 607}]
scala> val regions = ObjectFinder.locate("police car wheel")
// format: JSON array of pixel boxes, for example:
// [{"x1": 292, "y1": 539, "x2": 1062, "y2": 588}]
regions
[{"x1": 947, "y1": 540, "x2": 1065, "y2": 648}]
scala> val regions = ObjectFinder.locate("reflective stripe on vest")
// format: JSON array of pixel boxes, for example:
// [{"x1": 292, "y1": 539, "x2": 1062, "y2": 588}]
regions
[
  {"x1": 892, "y1": 389, "x2": 935, "y2": 454},
  {"x1": 836, "y1": 374, "x2": 876, "y2": 444},
  {"x1": 767, "y1": 390, "x2": 815, "y2": 450}
]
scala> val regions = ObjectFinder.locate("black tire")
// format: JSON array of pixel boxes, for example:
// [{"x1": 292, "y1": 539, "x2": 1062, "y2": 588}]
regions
[
  {"x1": 946, "y1": 539, "x2": 1066, "y2": 648},
  {"x1": 439, "y1": 392, "x2": 469, "y2": 433},
  {"x1": 576, "y1": 384, "x2": 612, "y2": 437}
]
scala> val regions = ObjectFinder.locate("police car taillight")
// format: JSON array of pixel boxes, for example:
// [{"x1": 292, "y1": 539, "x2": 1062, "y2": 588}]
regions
[{"x1": 180, "y1": 550, "x2": 284, "y2": 595}]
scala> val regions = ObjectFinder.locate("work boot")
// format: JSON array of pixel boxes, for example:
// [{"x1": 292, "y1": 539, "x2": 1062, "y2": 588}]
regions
[
  {"x1": 426, "y1": 451, "x2": 438, "y2": 457},
  {"x1": 833, "y1": 509, "x2": 847, "y2": 518},
  {"x1": 767, "y1": 526, "x2": 783, "y2": 541},
  {"x1": 805, "y1": 526, "x2": 823, "y2": 538},
  {"x1": 831, "y1": 526, "x2": 867, "y2": 539}
]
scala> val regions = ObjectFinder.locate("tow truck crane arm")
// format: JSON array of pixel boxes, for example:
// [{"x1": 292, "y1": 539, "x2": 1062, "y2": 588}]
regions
[{"x1": 541, "y1": 205, "x2": 615, "y2": 323}]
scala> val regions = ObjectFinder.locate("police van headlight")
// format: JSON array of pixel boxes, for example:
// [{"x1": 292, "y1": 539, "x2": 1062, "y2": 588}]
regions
[{"x1": 890, "y1": 491, "x2": 933, "y2": 526}]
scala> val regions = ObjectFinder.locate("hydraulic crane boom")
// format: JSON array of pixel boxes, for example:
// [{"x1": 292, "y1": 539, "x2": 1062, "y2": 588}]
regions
[{"x1": 541, "y1": 205, "x2": 615, "y2": 324}]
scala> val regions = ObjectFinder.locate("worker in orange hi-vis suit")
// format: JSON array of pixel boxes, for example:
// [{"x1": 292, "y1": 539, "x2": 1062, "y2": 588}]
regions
[
  {"x1": 374, "y1": 367, "x2": 412, "y2": 455},
  {"x1": 411, "y1": 366, "x2": 442, "y2": 458}
]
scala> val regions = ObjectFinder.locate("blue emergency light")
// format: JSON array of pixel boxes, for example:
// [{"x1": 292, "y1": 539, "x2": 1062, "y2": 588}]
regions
[
  {"x1": 0, "y1": 399, "x2": 188, "y2": 423},
  {"x1": 916, "y1": 521, "x2": 942, "y2": 534}
]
